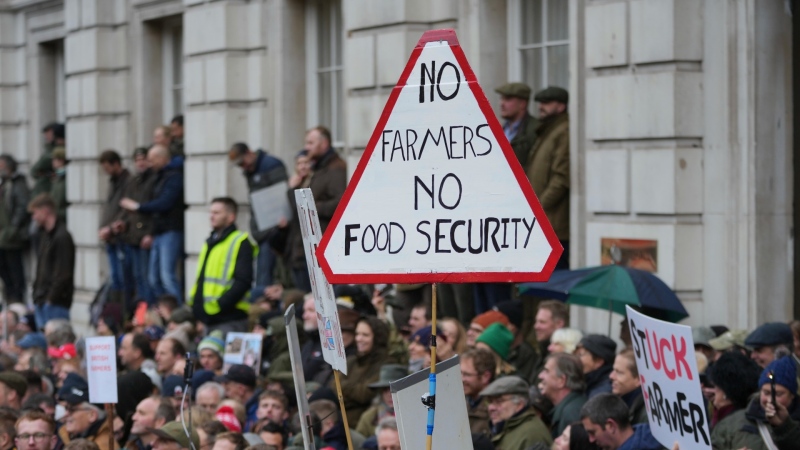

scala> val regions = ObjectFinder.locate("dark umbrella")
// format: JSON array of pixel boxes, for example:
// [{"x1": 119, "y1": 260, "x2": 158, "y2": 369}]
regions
[{"x1": 519, "y1": 265, "x2": 689, "y2": 332}]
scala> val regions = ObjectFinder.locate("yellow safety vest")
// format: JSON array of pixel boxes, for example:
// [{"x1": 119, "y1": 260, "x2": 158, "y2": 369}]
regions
[{"x1": 189, "y1": 230, "x2": 258, "y2": 315}]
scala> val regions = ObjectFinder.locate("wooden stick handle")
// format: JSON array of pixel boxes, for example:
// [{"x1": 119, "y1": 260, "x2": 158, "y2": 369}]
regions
[{"x1": 333, "y1": 370, "x2": 354, "y2": 450}]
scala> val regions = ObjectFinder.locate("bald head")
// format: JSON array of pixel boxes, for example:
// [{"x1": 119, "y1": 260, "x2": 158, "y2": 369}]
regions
[{"x1": 148, "y1": 145, "x2": 171, "y2": 170}]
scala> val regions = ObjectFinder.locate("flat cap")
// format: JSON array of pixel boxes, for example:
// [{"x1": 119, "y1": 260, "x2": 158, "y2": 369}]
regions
[
  {"x1": 745, "y1": 322, "x2": 793, "y2": 348},
  {"x1": 0, "y1": 372, "x2": 27, "y2": 400},
  {"x1": 692, "y1": 326, "x2": 716, "y2": 348},
  {"x1": 479, "y1": 375, "x2": 529, "y2": 397},
  {"x1": 534, "y1": 86, "x2": 569, "y2": 104},
  {"x1": 578, "y1": 334, "x2": 617, "y2": 365},
  {"x1": 709, "y1": 330, "x2": 749, "y2": 351},
  {"x1": 495, "y1": 82, "x2": 532, "y2": 100}
]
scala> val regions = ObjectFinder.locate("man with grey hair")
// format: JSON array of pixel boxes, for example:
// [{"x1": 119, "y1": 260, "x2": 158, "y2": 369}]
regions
[
  {"x1": 375, "y1": 417, "x2": 400, "y2": 450},
  {"x1": 537, "y1": 352, "x2": 587, "y2": 438},
  {"x1": 44, "y1": 319, "x2": 75, "y2": 347},
  {"x1": 479, "y1": 375, "x2": 551, "y2": 449},
  {"x1": 195, "y1": 382, "x2": 224, "y2": 415},
  {"x1": 56, "y1": 374, "x2": 114, "y2": 448}
]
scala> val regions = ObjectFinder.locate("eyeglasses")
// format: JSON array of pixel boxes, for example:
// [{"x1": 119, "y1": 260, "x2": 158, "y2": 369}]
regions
[{"x1": 16, "y1": 433, "x2": 52, "y2": 442}]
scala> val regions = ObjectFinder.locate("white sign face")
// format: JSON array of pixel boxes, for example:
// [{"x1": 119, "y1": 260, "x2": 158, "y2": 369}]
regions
[
  {"x1": 223, "y1": 332, "x2": 263, "y2": 373},
  {"x1": 85, "y1": 336, "x2": 118, "y2": 404},
  {"x1": 251, "y1": 181, "x2": 292, "y2": 231},
  {"x1": 295, "y1": 189, "x2": 348, "y2": 374},
  {"x1": 391, "y1": 356, "x2": 473, "y2": 450},
  {"x1": 625, "y1": 307, "x2": 711, "y2": 449},
  {"x1": 317, "y1": 29, "x2": 562, "y2": 284}
]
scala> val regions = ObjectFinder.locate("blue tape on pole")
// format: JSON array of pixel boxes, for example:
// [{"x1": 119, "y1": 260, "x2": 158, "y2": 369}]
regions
[{"x1": 426, "y1": 373, "x2": 436, "y2": 435}]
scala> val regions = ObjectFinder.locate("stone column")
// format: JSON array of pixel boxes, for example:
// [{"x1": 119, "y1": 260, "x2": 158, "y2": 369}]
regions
[
  {"x1": 182, "y1": 0, "x2": 269, "y2": 289},
  {"x1": 63, "y1": 0, "x2": 130, "y2": 328}
]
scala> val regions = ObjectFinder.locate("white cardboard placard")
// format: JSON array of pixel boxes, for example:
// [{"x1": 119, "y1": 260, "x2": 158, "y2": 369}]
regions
[
  {"x1": 626, "y1": 306, "x2": 711, "y2": 449},
  {"x1": 86, "y1": 336, "x2": 118, "y2": 404},
  {"x1": 250, "y1": 181, "x2": 292, "y2": 231},
  {"x1": 295, "y1": 188, "x2": 348, "y2": 374}
]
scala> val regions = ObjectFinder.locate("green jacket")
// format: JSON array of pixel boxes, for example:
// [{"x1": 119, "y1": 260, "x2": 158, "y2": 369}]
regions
[
  {"x1": 711, "y1": 409, "x2": 765, "y2": 450},
  {"x1": 0, "y1": 173, "x2": 30, "y2": 249},
  {"x1": 51, "y1": 172, "x2": 67, "y2": 224},
  {"x1": 550, "y1": 391, "x2": 586, "y2": 438},
  {"x1": 525, "y1": 112, "x2": 570, "y2": 240},
  {"x1": 508, "y1": 113, "x2": 538, "y2": 168},
  {"x1": 491, "y1": 408, "x2": 552, "y2": 450},
  {"x1": 467, "y1": 395, "x2": 491, "y2": 436}
]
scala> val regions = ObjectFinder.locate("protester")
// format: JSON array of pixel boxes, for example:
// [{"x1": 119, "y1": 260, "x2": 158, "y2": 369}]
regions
[
  {"x1": 29, "y1": 193, "x2": 75, "y2": 325},
  {"x1": 475, "y1": 323, "x2": 515, "y2": 377},
  {"x1": 533, "y1": 301, "x2": 569, "y2": 371},
  {"x1": 466, "y1": 311, "x2": 510, "y2": 348},
  {"x1": 707, "y1": 351, "x2": 761, "y2": 437},
  {"x1": 189, "y1": 197, "x2": 256, "y2": 334},
  {"x1": 551, "y1": 422, "x2": 600, "y2": 450},
  {"x1": 254, "y1": 391, "x2": 289, "y2": 430},
  {"x1": 0, "y1": 154, "x2": 30, "y2": 306},
  {"x1": 479, "y1": 376, "x2": 552, "y2": 449},
  {"x1": 228, "y1": 142, "x2": 287, "y2": 296},
  {"x1": 609, "y1": 349, "x2": 647, "y2": 425},
  {"x1": 712, "y1": 356, "x2": 800, "y2": 449},
  {"x1": 150, "y1": 422, "x2": 199, "y2": 450},
  {"x1": 495, "y1": 300, "x2": 540, "y2": 384},
  {"x1": 547, "y1": 328, "x2": 583, "y2": 355},
  {"x1": 580, "y1": 393, "x2": 661, "y2": 450},
  {"x1": 355, "y1": 364, "x2": 406, "y2": 438},
  {"x1": 575, "y1": 335, "x2": 616, "y2": 399},
  {"x1": 15, "y1": 410, "x2": 58, "y2": 450},
  {"x1": 745, "y1": 322, "x2": 793, "y2": 368},
  {"x1": 127, "y1": 397, "x2": 175, "y2": 450},
  {"x1": 374, "y1": 417, "x2": 399, "y2": 450},
  {"x1": 460, "y1": 348, "x2": 496, "y2": 436},
  {"x1": 120, "y1": 145, "x2": 184, "y2": 301},
  {"x1": 218, "y1": 365, "x2": 261, "y2": 432},
  {"x1": 538, "y1": 353, "x2": 586, "y2": 438},
  {"x1": 57, "y1": 374, "x2": 118, "y2": 450},
  {"x1": 198, "y1": 332, "x2": 225, "y2": 374}
]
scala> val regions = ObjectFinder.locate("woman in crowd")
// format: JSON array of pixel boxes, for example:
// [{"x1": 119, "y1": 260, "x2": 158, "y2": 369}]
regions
[
  {"x1": 440, "y1": 317, "x2": 468, "y2": 355},
  {"x1": 711, "y1": 356, "x2": 800, "y2": 449},
  {"x1": 549, "y1": 422, "x2": 600, "y2": 450},
  {"x1": 336, "y1": 316, "x2": 397, "y2": 426},
  {"x1": 707, "y1": 351, "x2": 761, "y2": 434}
]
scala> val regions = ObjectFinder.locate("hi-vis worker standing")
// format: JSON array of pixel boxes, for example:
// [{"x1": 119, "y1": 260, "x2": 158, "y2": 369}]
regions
[{"x1": 190, "y1": 197, "x2": 257, "y2": 334}]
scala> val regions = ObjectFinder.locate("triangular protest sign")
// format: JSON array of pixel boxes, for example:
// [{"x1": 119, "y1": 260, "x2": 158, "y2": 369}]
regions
[{"x1": 317, "y1": 29, "x2": 562, "y2": 284}]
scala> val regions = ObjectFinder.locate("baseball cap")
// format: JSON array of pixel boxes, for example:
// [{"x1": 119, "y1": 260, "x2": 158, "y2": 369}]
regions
[
  {"x1": 17, "y1": 333, "x2": 47, "y2": 350},
  {"x1": 57, "y1": 373, "x2": 89, "y2": 405},
  {"x1": 215, "y1": 364, "x2": 256, "y2": 388}
]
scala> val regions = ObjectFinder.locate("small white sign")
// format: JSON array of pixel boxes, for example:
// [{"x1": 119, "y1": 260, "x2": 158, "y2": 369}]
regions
[
  {"x1": 223, "y1": 332, "x2": 263, "y2": 373},
  {"x1": 295, "y1": 188, "x2": 348, "y2": 374},
  {"x1": 86, "y1": 336, "x2": 118, "y2": 404},
  {"x1": 251, "y1": 181, "x2": 292, "y2": 231},
  {"x1": 626, "y1": 306, "x2": 711, "y2": 450}
]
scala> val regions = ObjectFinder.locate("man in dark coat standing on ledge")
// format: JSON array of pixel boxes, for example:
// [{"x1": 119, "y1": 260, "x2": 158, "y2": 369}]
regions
[{"x1": 495, "y1": 82, "x2": 538, "y2": 167}]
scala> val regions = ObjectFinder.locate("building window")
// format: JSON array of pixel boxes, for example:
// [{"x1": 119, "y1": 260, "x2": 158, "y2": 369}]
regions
[
  {"x1": 40, "y1": 39, "x2": 66, "y2": 124},
  {"x1": 509, "y1": 0, "x2": 569, "y2": 91},
  {"x1": 306, "y1": 0, "x2": 343, "y2": 147},
  {"x1": 162, "y1": 18, "x2": 183, "y2": 121}
]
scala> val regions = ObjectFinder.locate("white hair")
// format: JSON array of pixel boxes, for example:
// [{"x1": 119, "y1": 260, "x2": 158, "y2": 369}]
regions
[
  {"x1": 551, "y1": 328, "x2": 584, "y2": 354},
  {"x1": 197, "y1": 381, "x2": 225, "y2": 399}
]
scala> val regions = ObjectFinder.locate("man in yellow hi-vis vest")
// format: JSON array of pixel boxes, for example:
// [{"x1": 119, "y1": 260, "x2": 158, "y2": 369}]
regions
[{"x1": 189, "y1": 197, "x2": 257, "y2": 334}]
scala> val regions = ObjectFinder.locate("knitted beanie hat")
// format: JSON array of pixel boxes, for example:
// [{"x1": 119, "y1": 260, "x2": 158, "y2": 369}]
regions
[
  {"x1": 198, "y1": 330, "x2": 225, "y2": 357},
  {"x1": 471, "y1": 311, "x2": 510, "y2": 331},
  {"x1": 476, "y1": 323, "x2": 514, "y2": 360},
  {"x1": 759, "y1": 356, "x2": 798, "y2": 394},
  {"x1": 215, "y1": 405, "x2": 242, "y2": 432}
]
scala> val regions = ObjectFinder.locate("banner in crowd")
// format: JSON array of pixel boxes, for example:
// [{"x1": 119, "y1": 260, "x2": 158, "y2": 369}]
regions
[
  {"x1": 295, "y1": 188, "x2": 348, "y2": 374},
  {"x1": 85, "y1": 336, "x2": 118, "y2": 403},
  {"x1": 625, "y1": 306, "x2": 711, "y2": 449}
]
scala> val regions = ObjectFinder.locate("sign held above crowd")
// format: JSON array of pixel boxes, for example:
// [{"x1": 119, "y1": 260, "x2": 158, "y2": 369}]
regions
[
  {"x1": 625, "y1": 306, "x2": 711, "y2": 450},
  {"x1": 316, "y1": 29, "x2": 562, "y2": 284}
]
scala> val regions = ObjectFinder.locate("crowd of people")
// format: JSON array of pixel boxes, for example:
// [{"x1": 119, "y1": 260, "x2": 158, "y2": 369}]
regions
[{"x1": 0, "y1": 82, "x2": 796, "y2": 450}]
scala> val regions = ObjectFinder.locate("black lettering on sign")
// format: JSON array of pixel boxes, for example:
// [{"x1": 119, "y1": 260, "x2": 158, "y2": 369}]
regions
[
  {"x1": 419, "y1": 61, "x2": 461, "y2": 103},
  {"x1": 413, "y1": 173, "x2": 463, "y2": 211},
  {"x1": 344, "y1": 224, "x2": 360, "y2": 256},
  {"x1": 416, "y1": 221, "x2": 431, "y2": 254}
]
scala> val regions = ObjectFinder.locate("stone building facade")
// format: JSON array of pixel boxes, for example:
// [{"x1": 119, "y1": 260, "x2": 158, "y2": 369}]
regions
[{"x1": 0, "y1": 0, "x2": 793, "y2": 334}]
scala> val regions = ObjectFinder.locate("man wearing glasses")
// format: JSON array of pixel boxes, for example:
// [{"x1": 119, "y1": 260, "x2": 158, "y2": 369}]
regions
[
  {"x1": 15, "y1": 410, "x2": 57, "y2": 450},
  {"x1": 479, "y1": 375, "x2": 552, "y2": 449},
  {"x1": 56, "y1": 373, "x2": 118, "y2": 450},
  {"x1": 149, "y1": 422, "x2": 199, "y2": 450}
]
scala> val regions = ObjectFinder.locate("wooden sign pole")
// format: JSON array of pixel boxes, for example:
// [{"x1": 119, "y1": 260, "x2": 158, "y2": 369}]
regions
[
  {"x1": 426, "y1": 283, "x2": 438, "y2": 450},
  {"x1": 333, "y1": 370, "x2": 354, "y2": 450}
]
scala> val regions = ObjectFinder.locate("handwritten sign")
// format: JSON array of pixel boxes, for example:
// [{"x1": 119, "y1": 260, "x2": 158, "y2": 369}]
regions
[
  {"x1": 223, "y1": 332, "x2": 263, "y2": 373},
  {"x1": 316, "y1": 29, "x2": 562, "y2": 284},
  {"x1": 86, "y1": 336, "x2": 118, "y2": 403},
  {"x1": 625, "y1": 306, "x2": 710, "y2": 449},
  {"x1": 295, "y1": 189, "x2": 348, "y2": 374}
]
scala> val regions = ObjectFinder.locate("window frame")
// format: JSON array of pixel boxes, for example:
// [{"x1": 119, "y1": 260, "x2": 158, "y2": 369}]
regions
[
  {"x1": 161, "y1": 17, "x2": 183, "y2": 122},
  {"x1": 507, "y1": 0, "x2": 569, "y2": 90},
  {"x1": 305, "y1": 0, "x2": 344, "y2": 148}
]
